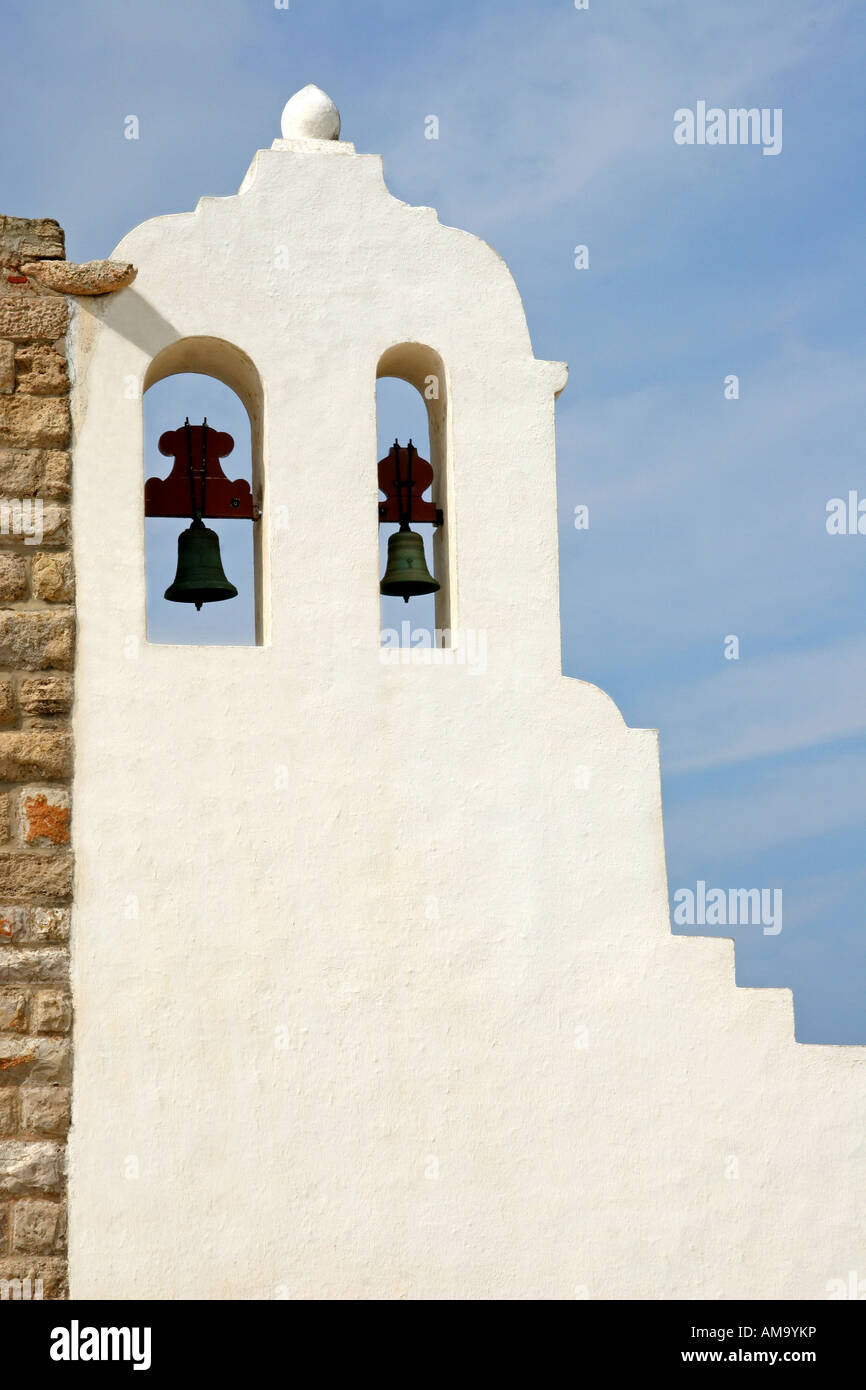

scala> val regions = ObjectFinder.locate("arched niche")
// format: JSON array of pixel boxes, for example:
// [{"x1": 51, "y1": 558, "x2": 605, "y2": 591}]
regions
[
  {"x1": 143, "y1": 337, "x2": 267, "y2": 646},
  {"x1": 376, "y1": 343, "x2": 453, "y2": 638}
]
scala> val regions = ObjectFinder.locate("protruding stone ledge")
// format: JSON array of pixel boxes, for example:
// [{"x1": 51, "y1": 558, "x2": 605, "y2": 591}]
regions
[{"x1": 19, "y1": 260, "x2": 137, "y2": 296}]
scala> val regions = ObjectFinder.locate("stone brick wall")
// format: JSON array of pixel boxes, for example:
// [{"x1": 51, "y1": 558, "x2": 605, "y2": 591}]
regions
[{"x1": 0, "y1": 216, "x2": 73, "y2": 1301}]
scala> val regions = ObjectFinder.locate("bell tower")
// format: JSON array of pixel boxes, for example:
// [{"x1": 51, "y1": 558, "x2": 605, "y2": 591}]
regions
[{"x1": 67, "y1": 87, "x2": 866, "y2": 1300}]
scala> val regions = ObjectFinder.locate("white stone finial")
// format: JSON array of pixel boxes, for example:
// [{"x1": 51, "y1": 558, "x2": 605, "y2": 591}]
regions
[{"x1": 280, "y1": 85, "x2": 341, "y2": 141}]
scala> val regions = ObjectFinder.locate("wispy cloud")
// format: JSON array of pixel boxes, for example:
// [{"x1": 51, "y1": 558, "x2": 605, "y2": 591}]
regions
[
  {"x1": 660, "y1": 636, "x2": 866, "y2": 775},
  {"x1": 379, "y1": 0, "x2": 842, "y2": 233},
  {"x1": 558, "y1": 339, "x2": 866, "y2": 681},
  {"x1": 665, "y1": 745, "x2": 866, "y2": 861}
]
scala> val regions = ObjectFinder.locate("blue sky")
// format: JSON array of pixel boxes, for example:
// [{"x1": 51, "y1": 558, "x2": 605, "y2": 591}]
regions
[{"x1": 4, "y1": 0, "x2": 866, "y2": 1040}]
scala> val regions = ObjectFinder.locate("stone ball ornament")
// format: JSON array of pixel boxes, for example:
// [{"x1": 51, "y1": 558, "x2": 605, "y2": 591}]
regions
[{"x1": 280, "y1": 84, "x2": 341, "y2": 141}]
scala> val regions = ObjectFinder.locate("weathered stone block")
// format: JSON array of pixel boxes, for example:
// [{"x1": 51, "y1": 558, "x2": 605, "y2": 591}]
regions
[
  {"x1": 0, "y1": 731, "x2": 71, "y2": 780},
  {"x1": 0, "y1": 299, "x2": 67, "y2": 343},
  {"x1": 0, "y1": 1037, "x2": 70, "y2": 1085},
  {"x1": 0, "y1": 217, "x2": 65, "y2": 262},
  {"x1": 0, "y1": 611, "x2": 74, "y2": 670},
  {"x1": 0, "y1": 447, "x2": 69, "y2": 499},
  {"x1": 0, "y1": 1088, "x2": 17, "y2": 1134},
  {"x1": 14, "y1": 345, "x2": 68, "y2": 397},
  {"x1": 20, "y1": 1086, "x2": 69, "y2": 1136},
  {"x1": 11, "y1": 1198, "x2": 62, "y2": 1253},
  {"x1": 0, "y1": 949, "x2": 67, "y2": 984},
  {"x1": 0, "y1": 501, "x2": 64, "y2": 547},
  {"x1": 19, "y1": 788, "x2": 70, "y2": 846},
  {"x1": 0, "y1": 498, "x2": 65, "y2": 547},
  {"x1": 0, "y1": 1256, "x2": 67, "y2": 1299},
  {"x1": 19, "y1": 232, "x2": 65, "y2": 260},
  {"x1": 0, "y1": 855, "x2": 72, "y2": 899},
  {"x1": 41, "y1": 451, "x2": 69, "y2": 498},
  {"x1": 0, "y1": 989, "x2": 26, "y2": 1030},
  {"x1": 0, "y1": 553, "x2": 26, "y2": 599},
  {"x1": 11, "y1": 1197, "x2": 63, "y2": 1253},
  {"x1": 0, "y1": 396, "x2": 70, "y2": 448},
  {"x1": 28, "y1": 908, "x2": 69, "y2": 943},
  {"x1": 19, "y1": 676, "x2": 72, "y2": 717},
  {"x1": 0, "y1": 340, "x2": 13, "y2": 394},
  {"x1": 32, "y1": 991, "x2": 70, "y2": 1035},
  {"x1": 0, "y1": 906, "x2": 28, "y2": 943},
  {"x1": 0, "y1": 1140, "x2": 63, "y2": 1194},
  {"x1": 42, "y1": 504, "x2": 70, "y2": 546},
  {"x1": 0, "y1": 682, "x2": 15, "y2": 726},
  {"x1": 0, "y1": 445, "x2": 40, "y2": 495},
  {"x1": 31, "y1": 551, "x2": 73, "y2": 602}
]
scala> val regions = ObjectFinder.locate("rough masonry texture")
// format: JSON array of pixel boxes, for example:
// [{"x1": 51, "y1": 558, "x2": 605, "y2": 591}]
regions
[{"x1": 0, "y1": 215, "x2": 73, "y2": 1299}]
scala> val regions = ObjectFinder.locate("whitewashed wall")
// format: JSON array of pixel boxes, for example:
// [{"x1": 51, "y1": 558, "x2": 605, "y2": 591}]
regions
[{"x1": 69, "y1": 115, "x2": 866, "y2": 1299}]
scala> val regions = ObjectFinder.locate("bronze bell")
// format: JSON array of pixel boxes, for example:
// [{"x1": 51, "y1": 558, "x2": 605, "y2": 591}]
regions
[
  {"x1": 380, "y1": 525, "x2": 440, "y2": 604},
  {"x1": 165, "y1": 518, "x2": 238, "y2": 611}
]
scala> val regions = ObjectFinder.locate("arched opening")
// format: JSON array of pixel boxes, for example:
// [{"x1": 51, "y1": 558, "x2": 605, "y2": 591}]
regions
[
  {"x1": 376, "y1": 344, "x2": 452, "y2": 646},
  {"x1": 143, "y1": 338, "x2": 266, "y2": 646}
]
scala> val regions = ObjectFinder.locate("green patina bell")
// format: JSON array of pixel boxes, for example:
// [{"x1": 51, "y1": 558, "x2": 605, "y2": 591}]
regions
[
  {"x1": 380, "y1": 525, "x2": 440, "y2": 603},
  {"x1": 165, "y1": 517, "x2": 238, "y2": 611}
]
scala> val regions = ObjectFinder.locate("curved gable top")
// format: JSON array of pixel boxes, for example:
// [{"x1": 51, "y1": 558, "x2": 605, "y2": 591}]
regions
[
  {"x1": 109, "y1": 109, "x2": 547, "y2": 375},
  {"x1": 79, "y1": 89, "x2": 572, "y2": 683}
]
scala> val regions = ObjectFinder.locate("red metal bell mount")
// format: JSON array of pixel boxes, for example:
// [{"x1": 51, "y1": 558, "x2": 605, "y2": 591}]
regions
[
  {"x1": 377, "y1": 441, "x2": 443, "y2": 528},
  {"x1": 144, "y1": 421, "x2": 259, "y2": 520}
]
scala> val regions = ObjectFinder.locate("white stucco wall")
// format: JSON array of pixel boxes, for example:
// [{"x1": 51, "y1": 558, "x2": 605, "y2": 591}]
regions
[{"x1": 68, "y1": 114, "x2": 866, "y2": 1300}]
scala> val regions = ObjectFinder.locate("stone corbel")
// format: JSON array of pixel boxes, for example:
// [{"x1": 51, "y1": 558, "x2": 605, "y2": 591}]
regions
[{"x1": 18, "y1": 259, "x2": 137, "y2": 296}]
